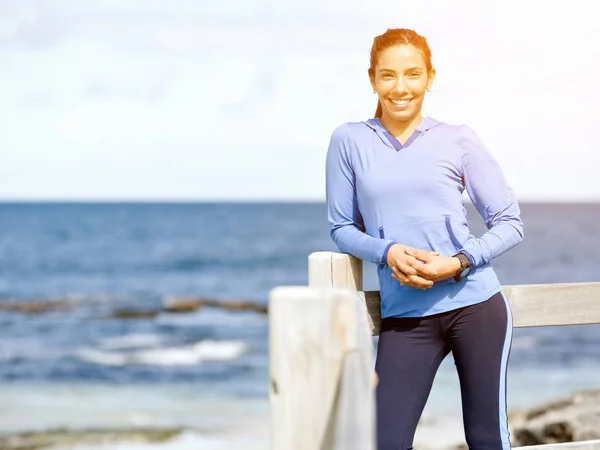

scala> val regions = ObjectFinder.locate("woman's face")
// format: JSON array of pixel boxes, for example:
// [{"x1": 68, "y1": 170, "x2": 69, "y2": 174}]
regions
[{"x1": 370, "y1": 44, "x2": 435, "y2": 124}]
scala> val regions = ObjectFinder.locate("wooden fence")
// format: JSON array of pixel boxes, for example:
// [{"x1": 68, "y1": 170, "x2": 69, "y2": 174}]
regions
[{"x1": 268, "y1": 251, "x2": 600, "y2": 450}]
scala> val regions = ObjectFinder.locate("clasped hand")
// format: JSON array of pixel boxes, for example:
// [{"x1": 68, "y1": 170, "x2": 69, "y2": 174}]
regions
[{"x1": 386, "y1": 243, "x2": 461, "y2": 290}]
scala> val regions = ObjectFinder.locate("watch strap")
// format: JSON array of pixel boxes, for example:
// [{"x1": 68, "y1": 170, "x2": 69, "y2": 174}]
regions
[{"x1": 453, "y1": 252, "x2": 472, "y2": 282}]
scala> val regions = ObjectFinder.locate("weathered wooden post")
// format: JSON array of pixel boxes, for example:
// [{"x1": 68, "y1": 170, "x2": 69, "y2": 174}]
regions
[
  {"x1": 307, "y1": 252, "x2": 375, "y2": 449},
  {"x1": 268, "y1": 285, "x2": 374, "y2": 450}
]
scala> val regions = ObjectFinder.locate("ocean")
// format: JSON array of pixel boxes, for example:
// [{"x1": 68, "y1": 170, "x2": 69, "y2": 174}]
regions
[{"x1": 1, "y1": 202, "x2": 599, "y2": 449}]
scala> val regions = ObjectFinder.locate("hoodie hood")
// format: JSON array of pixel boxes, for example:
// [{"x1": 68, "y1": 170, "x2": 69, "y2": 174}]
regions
[{"x1": 362, "y1": 117, "x2": 442, "y2": 151}]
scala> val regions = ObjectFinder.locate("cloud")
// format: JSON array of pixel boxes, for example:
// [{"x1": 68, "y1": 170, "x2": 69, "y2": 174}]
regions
[{"x1": 1, "y1": 0, "x2": 599, "y2": 200}]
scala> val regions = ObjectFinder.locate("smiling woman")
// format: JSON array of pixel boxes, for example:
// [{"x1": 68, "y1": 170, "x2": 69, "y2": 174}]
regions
[
  {"x1": 325, "y1": 28, "x2": 525, "y2": 450},
  {"x1": 369, "y1": 28, "x2": 434, "y2": 134}
]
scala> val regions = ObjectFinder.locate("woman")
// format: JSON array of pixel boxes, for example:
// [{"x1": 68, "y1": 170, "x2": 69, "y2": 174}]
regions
[{"x1": 325, "y1": 28, "x2": 524, "y2": 450}]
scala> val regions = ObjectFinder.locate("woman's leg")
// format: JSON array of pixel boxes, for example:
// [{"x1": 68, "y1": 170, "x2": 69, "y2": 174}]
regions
[
  {"x1": 375, "y1": 316, "x2": 450, "y2": 450},
  {"x1": 446, "y1": 292, "x2": 513, "y2": 450}
]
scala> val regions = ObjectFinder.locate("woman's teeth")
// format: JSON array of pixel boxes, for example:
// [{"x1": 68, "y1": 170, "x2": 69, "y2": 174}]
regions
[{"x1": 390, "y1": 99, "x2": 410, "y2": 106}]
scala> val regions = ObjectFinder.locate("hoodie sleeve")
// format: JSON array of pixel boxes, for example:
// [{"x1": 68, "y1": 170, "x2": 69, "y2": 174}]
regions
[
  {"x1": 457, "y1": 125, "x2": 524, "y2": 268},
  {"x1": 326, "y1": 123, "x2": 395, "y2": 265}
]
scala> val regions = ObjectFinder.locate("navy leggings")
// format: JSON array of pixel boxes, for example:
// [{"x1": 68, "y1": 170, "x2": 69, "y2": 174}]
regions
[{"x1": 375, "y1": 291, "x2": 513, "y2": 450}]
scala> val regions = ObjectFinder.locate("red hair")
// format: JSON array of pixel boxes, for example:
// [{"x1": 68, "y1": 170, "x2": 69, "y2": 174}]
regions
[{"x1": 368, "y1": 29, "x2": 433, "y2": 118}]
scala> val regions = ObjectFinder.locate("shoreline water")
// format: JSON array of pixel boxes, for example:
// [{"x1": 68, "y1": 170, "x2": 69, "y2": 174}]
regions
[
  {"x1": 0, "y1": 383, "x2": 271, "y2": 449},
  {"x1": 1, "y1": 368, "x2": 599, "y2": 449},
  {"x1": 1, "y1": 202, "x2": 600, "y2": 448}
]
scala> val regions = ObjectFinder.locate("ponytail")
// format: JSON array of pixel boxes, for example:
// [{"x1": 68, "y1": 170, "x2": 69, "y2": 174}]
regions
[{"x1": 374, "y1": 100, "x2": 382, "y2": 118}]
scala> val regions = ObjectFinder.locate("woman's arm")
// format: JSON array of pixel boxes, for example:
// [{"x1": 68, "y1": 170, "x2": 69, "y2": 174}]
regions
[
  {"x1": 457, "y1": 125, "x2": 524, "y2": 268},
  {"x1": 326, "y1": 123, "x2": 395, "y2": 265}
]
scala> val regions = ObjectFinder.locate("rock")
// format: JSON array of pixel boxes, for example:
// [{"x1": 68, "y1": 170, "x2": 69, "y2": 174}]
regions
[
  {"x1": 0, "y1": 427, "x2": 182, "y2": 450},
  {"x1": 0, "y1": 300, "x2": 74, "y2": 314},
  {"x1": 108, "y1": 298, "x2": 268, "y2": 319},
  {"x1": 110, "y1": 308, "x2": 160, "y2": 319},
  {"x1": 162, "y1": 299, "x2": 201, "y2": 313},
  {"x1": 163, "y1": 297, "x2": 268, "y2": 314},
  {"x1": 511, "y1": 389, "x2": 600, "y2": 446}
]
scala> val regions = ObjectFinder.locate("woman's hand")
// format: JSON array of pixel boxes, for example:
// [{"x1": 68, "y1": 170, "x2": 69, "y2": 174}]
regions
[
  {"x1": 402, "y1": 248, "x2": 461, "y2": 283},
  {"x1": 386, "y1": 244, "x2": 440, "y2": 290}
]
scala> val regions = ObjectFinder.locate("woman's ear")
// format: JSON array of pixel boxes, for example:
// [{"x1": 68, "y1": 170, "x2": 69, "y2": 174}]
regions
[{"x1": 426, "y1": 67, "x2": 436, "y2": 91}]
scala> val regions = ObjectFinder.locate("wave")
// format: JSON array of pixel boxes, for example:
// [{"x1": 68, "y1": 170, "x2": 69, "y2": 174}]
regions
[
  {"x1": 98, "y1": 333, "x2": 167, "y2": 350},
  {"x1": 75, "y1": 339, "x2": 248, "y2": 367}
]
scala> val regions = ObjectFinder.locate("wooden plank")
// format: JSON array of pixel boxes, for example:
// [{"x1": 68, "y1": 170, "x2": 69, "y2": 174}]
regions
[
  {"x1": 364, "y1": 282, "x2": 600, "y2": 333},
  {"x1": 268, "y1": 286, "x2": 374, "y2": 450},
  {"x1": 514, "y1": 440, "x2": 600, "y2": 450},
  {"x1": 503, "y1": 283, "x2": 600, "y2": 328},
  {"x1": 309, "y1": 252, "x2": 600, "y2": 334}
]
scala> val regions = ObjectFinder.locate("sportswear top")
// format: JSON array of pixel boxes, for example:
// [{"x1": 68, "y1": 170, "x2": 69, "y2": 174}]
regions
[{"x1": 325, "y1": 117, "x2": 524, "y2": 318}]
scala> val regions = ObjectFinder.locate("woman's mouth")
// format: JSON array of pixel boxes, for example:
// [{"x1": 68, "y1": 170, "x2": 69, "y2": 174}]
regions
[{"x1": 388, "y1": 98, "x2": 412, "y2": 107}]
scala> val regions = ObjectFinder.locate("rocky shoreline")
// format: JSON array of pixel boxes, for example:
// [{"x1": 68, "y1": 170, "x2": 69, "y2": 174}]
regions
[
  {"x1": 1, "y1": 300, "x2": 598, "y2": 449},
  {"x1": 0, "y1": 390, "x2": 598, "y2": 449},
  {"x1": 0, "y1": 427, "x2": 185, "y2": 450},
  {"x1": 509, "y1": 389, "x2": 600, "y2": 446},
  {"x1": 0, "y1": 297, "x2": 268, "y2": 317}
]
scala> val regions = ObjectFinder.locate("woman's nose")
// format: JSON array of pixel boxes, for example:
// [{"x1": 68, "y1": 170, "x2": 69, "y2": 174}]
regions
[{"x1": 393, "y1": 78, "x2": 408, "y2": 94}]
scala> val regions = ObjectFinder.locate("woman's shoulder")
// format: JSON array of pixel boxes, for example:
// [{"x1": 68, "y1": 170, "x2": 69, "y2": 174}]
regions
[
  {"x1": 426, "y1": 119, "x2": 488, "y2": 150},
  {"x1": 425, "y1": 117, "x2": 476, "y2": 135}
]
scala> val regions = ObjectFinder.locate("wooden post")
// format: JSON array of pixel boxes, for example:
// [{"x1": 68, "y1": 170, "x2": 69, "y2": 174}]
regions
[
  {"x1": 309, "y1": 252, "x2": 381, "y2": 335},
  {"x1": 269, "y1": 286, "x2": 374, "y2": 450},
  {"x1": 308, "y1": 252, "x2": 375, "y2": 450},
  {"x1": 308, "y1": 251, "x2": 363, "y2": 291}
]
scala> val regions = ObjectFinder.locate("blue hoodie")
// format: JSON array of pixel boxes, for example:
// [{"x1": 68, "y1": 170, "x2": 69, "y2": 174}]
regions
[{"x1": 325, "y1": 117, "x2": 524, "y2": 318}]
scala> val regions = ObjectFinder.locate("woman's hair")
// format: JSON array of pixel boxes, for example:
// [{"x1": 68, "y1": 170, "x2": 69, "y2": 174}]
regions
[{"x1": 368, "y1": 28, "x2": 433, "y2": 118}]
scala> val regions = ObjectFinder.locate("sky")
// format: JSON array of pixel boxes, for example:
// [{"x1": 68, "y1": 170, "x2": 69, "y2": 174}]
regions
[{"x1": 1, "y1": 0, "x2": 599, "y2": 202}]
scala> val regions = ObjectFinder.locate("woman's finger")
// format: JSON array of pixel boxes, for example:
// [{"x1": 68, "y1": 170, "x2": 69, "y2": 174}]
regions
[
  {"x1": 408, "y1": 274, "x2": 434, "y2": 289},
  {"x1": 405, "y1": 247, "x2": 439, "y2": 263},
  {"x1": 391, "y1": 266, "x2": 409, "y2": 283},
  {"x1": 404, "y1": 255, "x2": 438, "y2": 278},
  {"x1": 391, "y1": 262, "x2": 434, "y2": 289},
  {"x1": 391, "y1": 273, "x2": 405, "y2": 285},
  {"x1": 394, "y1": 271, "x2": 434, "y2": 289},
  {"x1": 395, "y1": 258, "x2": 417, "y2": 276}
]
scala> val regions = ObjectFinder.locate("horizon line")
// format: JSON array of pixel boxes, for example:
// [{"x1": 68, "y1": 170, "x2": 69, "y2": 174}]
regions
[{"x1": 1, "y1": 198, "x2": 599, "y2": 205}]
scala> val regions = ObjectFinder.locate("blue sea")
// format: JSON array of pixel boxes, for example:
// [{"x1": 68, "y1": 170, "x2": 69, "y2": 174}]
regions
[{"x1": 1, "y1": 202, "x2": 599, "y2": 449}]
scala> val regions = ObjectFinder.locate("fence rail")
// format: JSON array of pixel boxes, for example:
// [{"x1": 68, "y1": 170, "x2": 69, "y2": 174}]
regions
[{"x1": 268, "y1": 251, "x2": 600, "y2": 450}]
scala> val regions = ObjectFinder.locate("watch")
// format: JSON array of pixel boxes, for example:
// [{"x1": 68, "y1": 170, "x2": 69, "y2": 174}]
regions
[{"x1": 452, "y1": 252, "x2": 472, "y2": 282}]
